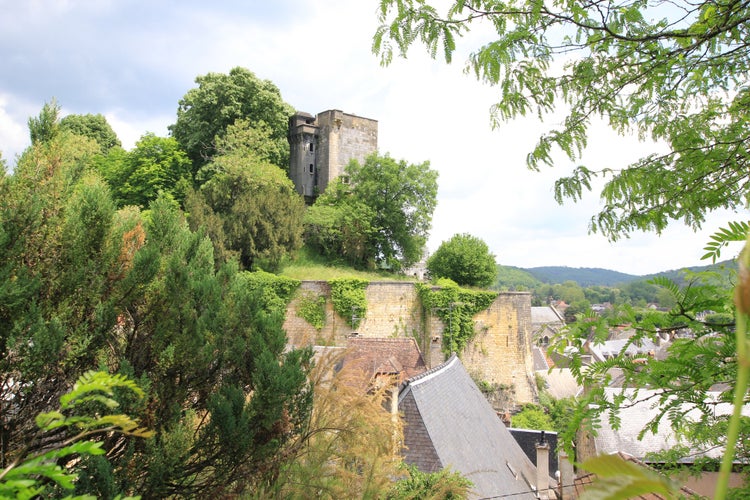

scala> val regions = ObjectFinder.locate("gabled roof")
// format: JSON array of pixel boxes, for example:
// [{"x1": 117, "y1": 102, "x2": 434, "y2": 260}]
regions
[
  {"x1": 340, "y1": 337, "x2": 427, "y2": 383},
  {"x1": 531, "y1": 306, "x2": 566, "y2": 326},
  {"x1": 398, "y1": 355, "x2": 546, "y2": 499}
]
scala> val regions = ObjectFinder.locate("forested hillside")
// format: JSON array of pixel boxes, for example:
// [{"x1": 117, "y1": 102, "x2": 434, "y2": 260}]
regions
[
  {"x1": 523, "y1": 266, "x2": 638, "y2": 286},
  {"x1": 497, "y1": 260, "x2": 737, "y2": 289}
]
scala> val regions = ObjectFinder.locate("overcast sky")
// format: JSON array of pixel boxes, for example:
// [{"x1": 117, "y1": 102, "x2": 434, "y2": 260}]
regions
[{"x1": 0, "y1": 1, "x2": 744, "y2": 275}]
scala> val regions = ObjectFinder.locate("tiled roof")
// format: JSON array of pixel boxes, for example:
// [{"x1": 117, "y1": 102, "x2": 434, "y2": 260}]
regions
[
  {"x1": 399, "y1": 355, "x2": 548, "y2": 499},
  {"x1": 341, "y1": 337, "x2": 427, "y2": 384}
]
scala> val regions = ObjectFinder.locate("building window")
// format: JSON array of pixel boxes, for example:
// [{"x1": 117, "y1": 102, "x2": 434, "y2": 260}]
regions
[
  {"x1": 309, "y1": 164, "x2": 314, "y2": 174},
  {"x1": 309, "y1": 142, "x2": 314, "y2": 152}
]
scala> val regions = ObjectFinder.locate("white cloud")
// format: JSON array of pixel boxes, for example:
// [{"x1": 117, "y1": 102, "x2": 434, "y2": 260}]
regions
[{"x1": 0, "y1": 94, "x2": 34, "y2": 166}]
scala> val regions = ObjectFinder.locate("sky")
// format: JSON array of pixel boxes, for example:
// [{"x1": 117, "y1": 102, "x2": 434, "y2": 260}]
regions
[{"x1": 0, "y1": 0, "x2": 744, "y2": 276}]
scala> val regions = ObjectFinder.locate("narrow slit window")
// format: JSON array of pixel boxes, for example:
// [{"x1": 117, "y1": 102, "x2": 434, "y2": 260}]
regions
[{"x1": 309, "y1": 164, "x2": 314, "y2": 174}]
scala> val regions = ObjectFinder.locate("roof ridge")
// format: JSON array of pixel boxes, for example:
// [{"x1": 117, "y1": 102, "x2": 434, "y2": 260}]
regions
[
  {"x1": 402, "y1": 353, "x2": 458, "y2": 387},
  {"x1": 349, "y1": 337, "x2": 417, "y2": 343}
]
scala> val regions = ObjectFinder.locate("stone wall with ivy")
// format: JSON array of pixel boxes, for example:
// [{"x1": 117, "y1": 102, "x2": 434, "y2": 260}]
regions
[
  {"x1": 461, "y1": 292, "x2": 536, "y2": 403},
  {"x1": 283, "y1": 281, "x2": 426, "y2": 346},
  {"x1": 282, "y1": 281, "x2": 535, "y2": 403}
]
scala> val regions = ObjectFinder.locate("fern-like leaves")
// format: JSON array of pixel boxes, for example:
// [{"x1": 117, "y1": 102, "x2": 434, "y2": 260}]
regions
[{"x1": 703, "y1": 221, "x2": 750, "y2": 262}]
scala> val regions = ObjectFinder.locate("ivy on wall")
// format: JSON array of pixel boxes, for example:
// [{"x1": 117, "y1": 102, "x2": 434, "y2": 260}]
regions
[
  {"x1": 329, "y1": 278, "x2": 369, "y2": 329},
  {"x1": 295, "y1": 290, "x2": 327, "y2": 331},
  {"x1": 240, "y1": 270, "x2": 301, "y2": 314},
  {"x1": 417, "y1": 278, "x2": 497, "y2": 356}
]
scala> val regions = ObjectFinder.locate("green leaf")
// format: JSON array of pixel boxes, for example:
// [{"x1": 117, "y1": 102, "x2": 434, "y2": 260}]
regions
[{"x1": 579, "y1": 454, "x2": 680, "y2": 499}]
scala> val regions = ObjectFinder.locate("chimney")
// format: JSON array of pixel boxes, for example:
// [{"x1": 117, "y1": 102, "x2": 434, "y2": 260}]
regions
[
  {"x1": 558, "y1": 450, "x2": 575, "y2": 500},
  {"x1": 536, "y1": 431, "x2": 551, "y2": 499}
]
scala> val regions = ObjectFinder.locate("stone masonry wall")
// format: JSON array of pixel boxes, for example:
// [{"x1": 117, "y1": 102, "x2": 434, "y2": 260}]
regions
[
  {"x1": 284, "y1": 281, "x2": 424, "y2": 346},
  {"x1": 461, "y1": 292, "x2": 536, "y2": 403},
  {"x1": 283, "y1": 281, "x2": 536, "y2": 403},
  {"x1": 288, "y1": 110, "x2": 378, "y2": 198},
  {"x1": 315, "y1": 110, "x2": 377, "y2": 193}
]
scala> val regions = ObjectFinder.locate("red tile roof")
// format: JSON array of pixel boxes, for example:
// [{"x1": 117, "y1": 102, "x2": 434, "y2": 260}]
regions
[{"x1": 341, "y1": 337, "x2": 427, "y2": 384}]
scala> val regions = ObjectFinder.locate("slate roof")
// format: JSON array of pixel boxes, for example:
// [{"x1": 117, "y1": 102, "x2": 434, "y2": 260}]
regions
[
  {"x1": 587, "y1": 338, "x2": 658, "y2": 362},
  {"x1": 532, "y1": 346, "x2": 550, "y2": 371},
  {"x1": 595, "y1": 388, "x2": 750, "y2": 461},
  {"x1": 508, "y1": 428, "x2": 558, "y2": 477},
  {"x1": 531, "y1": 306, "x2": 565, "y2": 326},
  {"x1": 340, "y1": 337, "x2": 427, "y2": 384},
  {"x1": 398, "y1": 355, "x2": 549, "y2": 499},
  {"x1": 536, "y1": 367, "x2": 580, "y2": 399}
]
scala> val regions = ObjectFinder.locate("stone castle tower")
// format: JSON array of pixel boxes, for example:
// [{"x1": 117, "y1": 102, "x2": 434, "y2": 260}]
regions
[{"x1": 288, "y1": 110, "x2": 378, "y2": 202}]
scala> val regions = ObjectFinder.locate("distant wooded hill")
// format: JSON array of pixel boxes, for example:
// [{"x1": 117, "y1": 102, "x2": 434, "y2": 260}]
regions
[{"x1": 496, "y1": 259, "x2": 736, "y2": 288}]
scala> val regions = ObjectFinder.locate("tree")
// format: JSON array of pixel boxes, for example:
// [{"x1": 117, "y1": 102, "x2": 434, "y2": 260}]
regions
[
  {"x1": 305, "y1": 152, "x2": 438, "y2": 270},
  {"x1": 385, "y1": 464, "x2": 472, "y2": 499},
  {"x1": 304, "y1": 191, "x2": 379, "y2": 268},
  {"x1": 95, "y1": 133, "x2": 192, "y2": 208},
  {"x1": 511, "y1": 403, "x2": 554, "y2": 431},
  {"x1": 213, "y1": 118, "x2": 280, "y2": 165},
  {"x1": 27, "y1": 98, "x2": 61, "y2": 145},
  {"x1": 427, "y1": 233, "x2": 497, "y2": 287},
  {"x1": 374, "y1": 0, "x2": 750, "y2": 240},
  {"x1": 1, "y1": 116, "x2": 315, "y2": 497},
  {"x1": 187, "y1": 151, "x2": 305, "y2": 271},
  {"x1": 60, "y1": 113, "x2": 121, "y2": 153},
  {"x1": 169, "y1": 67, "x2": 294, "y2": 173}
]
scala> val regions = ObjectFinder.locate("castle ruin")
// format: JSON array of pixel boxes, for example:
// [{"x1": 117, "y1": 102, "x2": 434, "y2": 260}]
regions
[{"x1": 288, "y1": 110, "x2": 378, "y2": 202}]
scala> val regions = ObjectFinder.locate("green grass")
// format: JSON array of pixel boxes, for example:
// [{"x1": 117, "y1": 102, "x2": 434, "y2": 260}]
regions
[{"x1": 278, "y1": 246, "x2": 417, "y2": 282}]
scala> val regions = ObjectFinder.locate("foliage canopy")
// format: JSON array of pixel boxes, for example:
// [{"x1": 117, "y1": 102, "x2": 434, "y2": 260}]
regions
[
  {"x1": 186, "y1": 150, "x2": 305, "y2": 271},
  {"x1": 374, "y1": 0, "x2": 750, "y2": 240},
  {"x1": 95, "y1": 133, "x2": 193, "y2": 208},
  {"x1": 169, "y1": 66, "x2": 294, "y2": 173},
  {"x1": 427, "y1": 233, "x2": 497, "y2": 287},
  {"x1": 0, "y1": 127, "x2": 313, "y2": 498},
  {"x1": 60, "y1": 112, "x2": 122, "y2": 154},
  {"x1": 305, "y1": 152, "x2": 438, "y2": 270}
]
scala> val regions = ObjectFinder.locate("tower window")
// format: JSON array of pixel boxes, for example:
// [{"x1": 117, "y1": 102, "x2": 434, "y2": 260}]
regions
[
  {"x1": 309, "y1": 142, "x2": 314, "y2": 152},
  {"x1": 309, "y1": 164, "x2": 314, "y2": 174}
]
